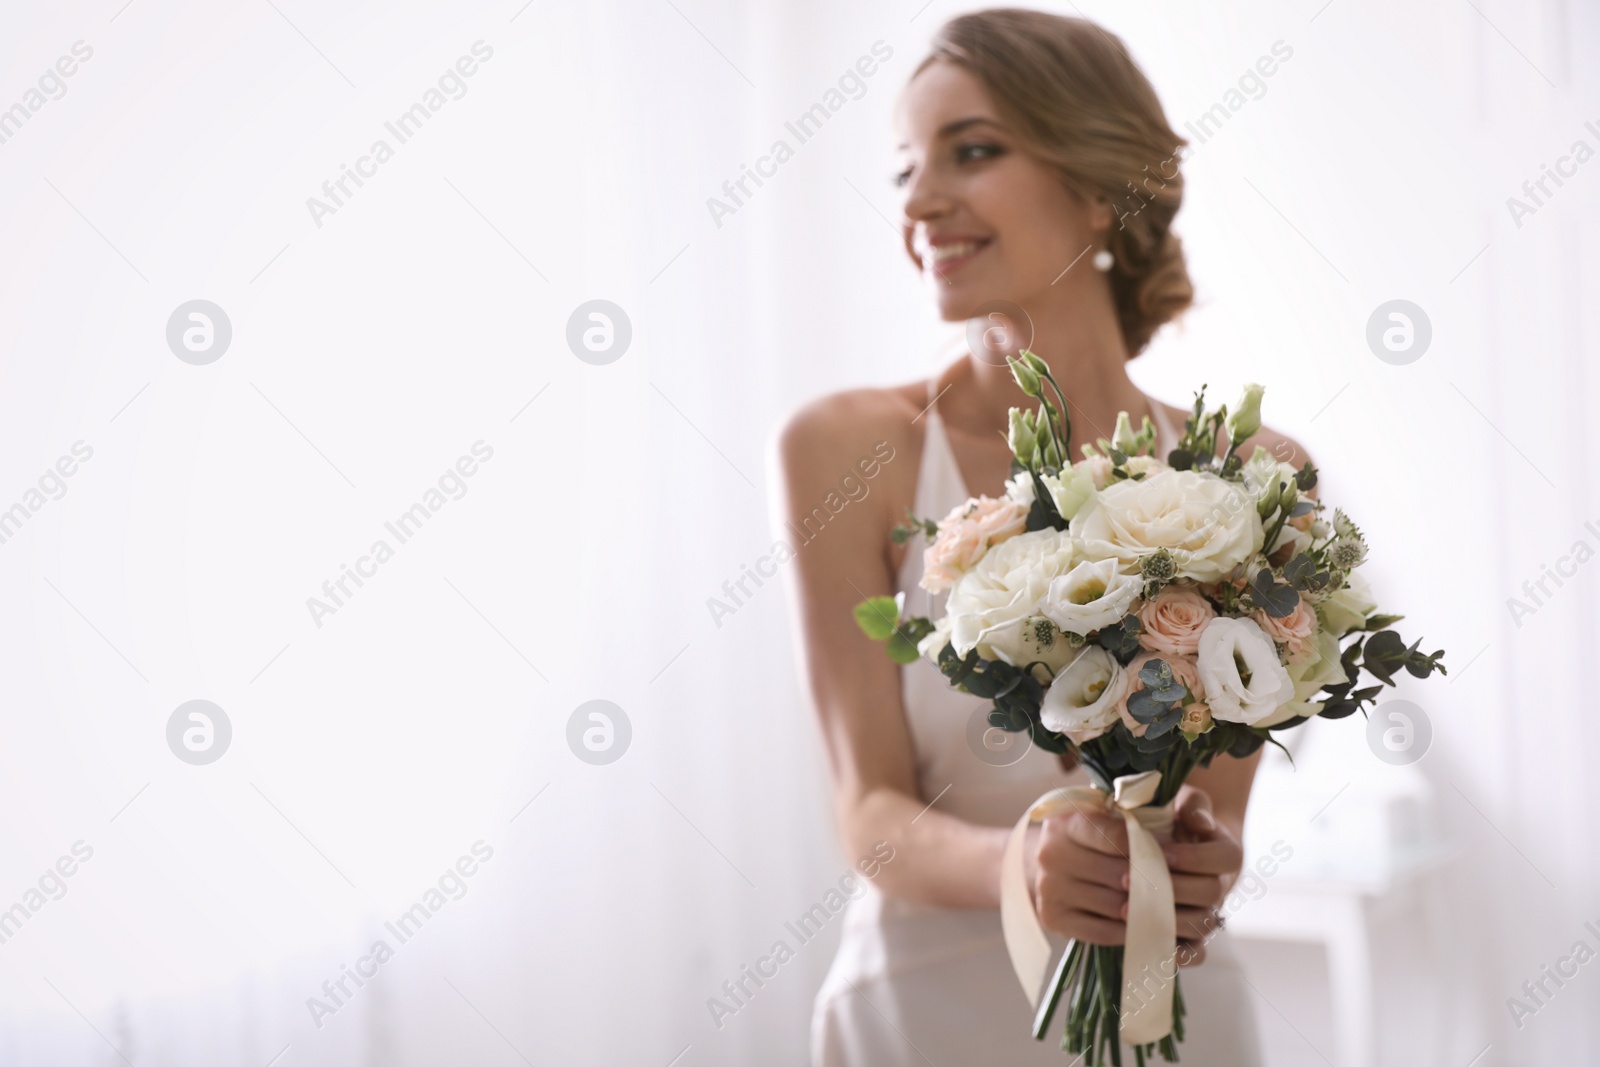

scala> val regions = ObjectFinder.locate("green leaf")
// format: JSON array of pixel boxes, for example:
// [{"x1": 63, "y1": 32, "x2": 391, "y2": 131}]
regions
[
  {"x1": 1227, "y1": 731, "x2": 1266, "y2": 758},
  {"x1": 1251, "y1": 568, "x2": 1301, "y2": 618},
  {"x1": 1097, "y1": 615, "x2": 1144, "y2": 663},
  {"x1": 1318, "y1": 700, "x2": 1361, "y2": 720},
  {"x1": 885, "y1": 631, "x2": 920, "y2": 664},
  {"x1": 1362, "y1": 613, "x2": 1404, "y2": 632},
  {"x1": 1282, "y1": 553, "x2": 1332, "y2": 594},
  {"x1": 853, "y1": 596, "x2": 901, "y2": 641},
  {"x1": 1360, "y1": 629, "x2": 1406, "y2": 685}
]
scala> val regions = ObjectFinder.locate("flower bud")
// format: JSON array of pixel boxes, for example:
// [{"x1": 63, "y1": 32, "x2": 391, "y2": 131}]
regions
[
  {"x1": 1277, "y1": 478, "x2": 1299, "y2": 511},
  {"x1": 1008, "y1": 408, "x2": 1037, "y2": 466},
  {"x1": 1009, "y1": 357, "x2": 1041, "y2": 397},
  {"x1": 1022, "y1": 349, "x2": 1050, "y2": 376},
  {"x1": 1257, "y1": 478, "x2": 1280, "y2": 519},
  {"x1": 1227, "y1": 382, "x2": 1265, "y2": 444},
  {"x1": 1112, "y1": 411, "x2": 1139, "y2": 454}
]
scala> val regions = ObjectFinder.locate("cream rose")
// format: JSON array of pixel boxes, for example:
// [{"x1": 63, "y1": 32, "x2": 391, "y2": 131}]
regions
[
  {"x1": 1195, "y1": 616, "x2": 1294, "y2": 725},
  {"x1": 920, "y1": 495, "x2": 1031, "y2": 593},
  {"x1": 945, "y1": 529, "x2": 1075, "y2": 663},
  {"x1": 1137, "y1": 585, "x2": 1217, "y2": 656},
  {"x1": 1041, "y1": 557, "x2": 1143, "y2": 636},
  {"x1": 1254, "y1": 598, "x2": 1318, "y2": 664},
  {"x1": 1040, "y1": 645, "x2": 1127, "y2": 744},
  {"x1": 1069, "y1": 469, "x2": 1263, "y2": 583}
]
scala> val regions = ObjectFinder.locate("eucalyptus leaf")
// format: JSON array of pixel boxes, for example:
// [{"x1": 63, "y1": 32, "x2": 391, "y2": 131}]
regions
[
  {"x1": 853, "y1": 596, "x2": 901, "y2": 640},
  {"x1": 1251, "y1": 568, "x2": 1301, "y2": 618}
]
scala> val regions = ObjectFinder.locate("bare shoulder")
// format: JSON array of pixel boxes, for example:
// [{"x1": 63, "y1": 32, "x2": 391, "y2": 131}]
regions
[
  {"x1": 776, "y1": 382, "x2": 927, "y2": 491},
  {"x1": 778, "y1": 384, "x2": 922, "y2": 460}
]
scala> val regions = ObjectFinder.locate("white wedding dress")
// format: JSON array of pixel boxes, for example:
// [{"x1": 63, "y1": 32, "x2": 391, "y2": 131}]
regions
[{"x1": 811, "y1": 381, "x2": 1263, "y2": 1066}]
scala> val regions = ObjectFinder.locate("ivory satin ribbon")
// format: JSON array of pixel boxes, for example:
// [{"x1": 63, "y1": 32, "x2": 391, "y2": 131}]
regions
[{"x1": 999, "y1": 770, "x2": 1178, "y2": 1046}]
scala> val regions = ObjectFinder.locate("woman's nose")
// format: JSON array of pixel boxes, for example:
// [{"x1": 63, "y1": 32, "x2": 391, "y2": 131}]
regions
[{"x1": 901, "y1": 160, "x2": 955, "y2": 228}]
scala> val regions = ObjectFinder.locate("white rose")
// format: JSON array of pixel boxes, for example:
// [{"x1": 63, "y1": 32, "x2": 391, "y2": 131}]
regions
[
  {"x1": 1255, "y1": 630, "x2": 1349, "y2": 727},
  {"x1": 1070, "y1": 469, "x2": 1263, "y2": 583},
  {"x1": 946, "y1": 529, "x2": 1075, "y2": 663},
  {"x1": 1040, "y1": 645, "x2": 1128, "y2": 743},
  {"x1": 1195, "y1": 616, "x2": 1295, "y2": 725},
  {"x1": 1317, "y1": 571, "x2": 1376, "y2": 636},
  {"x1": 1041, "y1": 465, "x2": 1096, "y2": 522},
  {"x1": 1042, "y1": 557, "x2": 1143, "y2": 636}
]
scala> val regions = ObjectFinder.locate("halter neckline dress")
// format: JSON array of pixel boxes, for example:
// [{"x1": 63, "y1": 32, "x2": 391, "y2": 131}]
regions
[{"x1": 810, "y1": 376, "x2": 1262, "y2": 1067}]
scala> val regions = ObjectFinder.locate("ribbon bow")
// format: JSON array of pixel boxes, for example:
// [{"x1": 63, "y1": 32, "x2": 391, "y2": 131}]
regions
[{"x1": 1000, "y1": 769, "x2": 1178, "y2": 1045}]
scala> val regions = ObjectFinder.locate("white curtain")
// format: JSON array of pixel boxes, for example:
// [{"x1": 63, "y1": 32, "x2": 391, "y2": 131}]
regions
[{"x1": 0, "y1": 1, "x2": 1593, "y2": 1064}]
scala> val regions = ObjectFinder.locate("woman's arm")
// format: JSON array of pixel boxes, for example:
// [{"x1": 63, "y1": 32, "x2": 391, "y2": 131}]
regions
[{"x1": 775, "y1": 390, "x2": 1013, "y2": 909}]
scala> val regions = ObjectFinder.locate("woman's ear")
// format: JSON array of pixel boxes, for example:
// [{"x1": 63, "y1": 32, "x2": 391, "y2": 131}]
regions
[{"x1": 1087, "y1": 194, "x2": 1115, "y2": 236}]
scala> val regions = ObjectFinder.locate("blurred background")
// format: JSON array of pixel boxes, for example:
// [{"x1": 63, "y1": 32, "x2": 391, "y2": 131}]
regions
[{"x1": 0, "y1": 0, "x2": 1595, "y2": 1064}]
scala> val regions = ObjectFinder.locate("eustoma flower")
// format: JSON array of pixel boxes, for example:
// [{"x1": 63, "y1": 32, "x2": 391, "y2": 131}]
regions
[
  {"x1": 1039, "y1": 645, "x2": 1127, "y2": 743},
  {"x1": 1195, "y1": 616, "x2": 1294, "y2": 724},
  {"x1": 1042, "y1": 557, "x2": 1142, "y2": 636}
]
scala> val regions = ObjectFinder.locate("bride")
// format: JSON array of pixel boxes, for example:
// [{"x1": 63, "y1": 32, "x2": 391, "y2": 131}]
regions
[{"x1": 775, "y1": 10, "x2": 1313, "y2": 1065}]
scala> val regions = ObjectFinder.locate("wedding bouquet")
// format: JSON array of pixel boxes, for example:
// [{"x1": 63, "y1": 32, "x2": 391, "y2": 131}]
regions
[{"x1": 853, "y1": 352, "x2": 1446, "y2": 1065}]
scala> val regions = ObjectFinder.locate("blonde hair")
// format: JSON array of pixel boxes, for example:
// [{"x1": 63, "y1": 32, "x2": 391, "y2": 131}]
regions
[{"x1": 918, "y1": 9, "x2": 1193, "y2": 357}]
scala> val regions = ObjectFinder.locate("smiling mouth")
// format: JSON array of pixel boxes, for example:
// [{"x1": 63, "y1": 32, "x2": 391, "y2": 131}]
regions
[{"x1": 925, "y1": 238, "x2": 991, "y2": 277}]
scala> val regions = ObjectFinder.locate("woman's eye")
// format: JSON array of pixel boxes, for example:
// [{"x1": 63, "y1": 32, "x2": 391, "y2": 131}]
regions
[
  {"x1": 892, "y1": 166, "x2": 913, "y2": 188},
  {"x1": 957, "y1": 142, "x2": 1003, "y2": 164}
]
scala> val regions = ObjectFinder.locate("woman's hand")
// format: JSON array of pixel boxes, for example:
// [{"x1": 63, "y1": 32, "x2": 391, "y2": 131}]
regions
[
  {"x1": 1029, "y1": 785, "x2": 1242, "y2": 965},
  {"x1": 1164, "y1": 785, "x2": 1242, "y2": 966},
  {"x1": 1031, "y1": 806, "x2": 1133, "y2": 947}
]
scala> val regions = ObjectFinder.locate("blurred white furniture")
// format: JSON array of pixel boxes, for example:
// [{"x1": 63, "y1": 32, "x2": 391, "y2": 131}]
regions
[{"x1": 1232, "y1": 746, "x2": 1454, "y2": 1067}]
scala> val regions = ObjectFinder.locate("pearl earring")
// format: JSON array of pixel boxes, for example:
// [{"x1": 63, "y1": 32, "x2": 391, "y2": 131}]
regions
[{"x1": 1092, "y1": 249, "x2": 1114, "y2": 272}]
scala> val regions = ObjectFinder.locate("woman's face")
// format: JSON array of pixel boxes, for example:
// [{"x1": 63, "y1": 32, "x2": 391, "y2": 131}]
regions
[{"x1": 894, "y1": 60, "x2": 1110, "y2": 322}]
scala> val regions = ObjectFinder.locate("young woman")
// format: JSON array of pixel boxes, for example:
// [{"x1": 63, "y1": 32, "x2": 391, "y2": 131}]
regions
[{"x1": 776, "y1": 10, "x2": 1313, "y2": 1065}]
